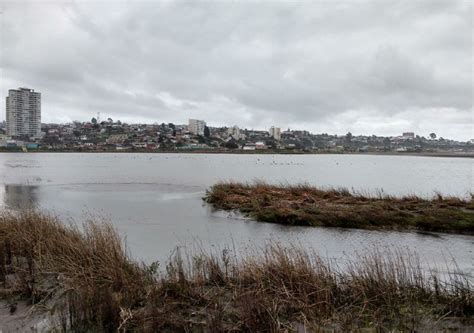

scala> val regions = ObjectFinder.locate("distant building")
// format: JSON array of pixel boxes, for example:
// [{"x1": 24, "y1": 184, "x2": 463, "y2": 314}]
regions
[
  {"x1": 0, "y1": 134, "x2": 7, "y2": 147},
  {"x1": 242, "y1": 144, "x2": 256, "y2": 150},
  {"x1": 228, "y1": 125, "x2": 240, "y2": 137},
  {"x1": 6, "y1": 88, "x2": 41, "y2": 138},
  {"x1": 132, "y1": 142, "x2": 147, "y2": 149},
  {"x1": 402, "y1": 132, "x2": 415, "y2": 139},
  {"x1": 228, "y1": 125, "x2": 245, "y2": 140},
  {"x1": 106, "y1": 134, "x2": 128, "y2": 144},
  {"x1": 269, "y1": 126, "x2": 281, "y2": 141},
  {"x1": 255, "y1": 141, "x2": 267, "y2": 149},
  {"x1": 188, "y1": 119, "x2": 206, "y2": 136},
  {"x1": 25, "y1": 142, "x2": 39, "y2": 150}
]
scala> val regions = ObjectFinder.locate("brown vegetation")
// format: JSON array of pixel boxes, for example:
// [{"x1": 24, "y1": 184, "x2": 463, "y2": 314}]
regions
[
  {"x1": 0, "y1": 211, "x2": 473, "y2": 332},
  {"x1": 204, "y1": 182, "x2": 474, "y2": 234}
]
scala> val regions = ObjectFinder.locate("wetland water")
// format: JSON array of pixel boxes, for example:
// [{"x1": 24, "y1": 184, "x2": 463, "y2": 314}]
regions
[{"x1": 0, "y1": 153, "x2": 472, "y2": 277}]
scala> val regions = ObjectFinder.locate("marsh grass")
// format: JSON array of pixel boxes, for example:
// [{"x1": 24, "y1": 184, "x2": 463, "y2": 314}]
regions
[
  {"x1": 204, "y1": 182, "x2": 474, "y2": 234},
  {"x1": 0, "y1": 211, "x2": 472, "y2": 332}
]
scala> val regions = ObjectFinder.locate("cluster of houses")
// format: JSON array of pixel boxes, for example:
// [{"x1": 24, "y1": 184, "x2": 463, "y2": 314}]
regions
[{"x1": 0, "y1": 118, "x2": 472, "y2": 154}]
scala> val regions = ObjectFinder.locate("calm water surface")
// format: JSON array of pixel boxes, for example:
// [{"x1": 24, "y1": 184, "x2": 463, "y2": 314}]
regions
[{"x1": 0, "y1": 153, "x2": 472, "y2": 276}]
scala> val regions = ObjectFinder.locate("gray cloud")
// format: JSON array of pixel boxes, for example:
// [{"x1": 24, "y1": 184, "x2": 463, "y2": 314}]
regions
[{"x1": 1, "y1": 0, "x2": 472, "y2": 139}]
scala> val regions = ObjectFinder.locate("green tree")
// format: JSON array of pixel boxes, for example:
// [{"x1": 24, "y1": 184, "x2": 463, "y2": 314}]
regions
[
  {"x1": 224, "y1": 140, "x2": 238, "y2": 149},
  {"x1": 265, "y1": 139, "x2": 277, "y2": 149},
  {"x1": 345, "y1": 132, "x2": 353, "y2": 142},
  {"x1": 197, "y1": 135, "x2": 206, "y2": 144}
]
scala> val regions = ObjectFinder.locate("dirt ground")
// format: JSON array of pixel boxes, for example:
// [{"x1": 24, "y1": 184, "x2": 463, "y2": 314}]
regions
[{"x1": 0, "y1": 301, "x2": 52, "y2": 332}]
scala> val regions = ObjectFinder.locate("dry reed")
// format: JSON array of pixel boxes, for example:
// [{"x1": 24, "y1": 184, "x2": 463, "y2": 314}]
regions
[{"x1": 0, "y1": 211, "x2": 472, "y2": 332}]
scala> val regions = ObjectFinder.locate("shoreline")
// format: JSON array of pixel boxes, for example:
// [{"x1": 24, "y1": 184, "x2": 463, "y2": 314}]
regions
[{"x1": 0, "y1": 149, "x2": 473, "y2": 158}]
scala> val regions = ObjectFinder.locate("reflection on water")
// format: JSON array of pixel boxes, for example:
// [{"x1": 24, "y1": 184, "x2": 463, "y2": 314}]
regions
[{"x1": 1, "y1": 185, "x2": 39, "y2": 210}]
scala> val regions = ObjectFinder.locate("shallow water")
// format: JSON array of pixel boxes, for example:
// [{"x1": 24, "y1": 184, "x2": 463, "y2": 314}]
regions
[{"x1": 0, "y1": 153, "x2": 472, "y2": 276}]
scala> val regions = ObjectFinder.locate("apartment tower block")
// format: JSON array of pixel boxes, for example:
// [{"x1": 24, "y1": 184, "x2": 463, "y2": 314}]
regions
[{"x1": 6, "y1": 87, "x2": 41, "y2": 138}]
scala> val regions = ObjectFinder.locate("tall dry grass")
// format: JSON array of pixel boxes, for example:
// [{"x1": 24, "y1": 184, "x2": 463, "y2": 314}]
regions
[
  {"x1": 0, "y1": 211, "x2": 153, "y2": 331},
  {"x1": 0, "y1": 211, "x2": 472, "y2": 332}
]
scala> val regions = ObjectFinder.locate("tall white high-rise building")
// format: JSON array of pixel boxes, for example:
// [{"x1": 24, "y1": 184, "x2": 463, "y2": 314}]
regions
[
  {"x1": 188, "y1": 119, "x2": 206, "y2": 136},
  {"x1": 269, "y1": 126, "x2": 281, "y2": 141},
  {"x1": 6, "y1": 88, "x2": 41, "y2": 138}
]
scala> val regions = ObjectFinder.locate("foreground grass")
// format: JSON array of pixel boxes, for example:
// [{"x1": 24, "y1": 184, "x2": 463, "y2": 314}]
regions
[
  {"x1": 0, "y1": 211, "x2": 473, "y2": 332},
  {"x1": 204, "y1": 182, "x2": 474, "y2": 234}
]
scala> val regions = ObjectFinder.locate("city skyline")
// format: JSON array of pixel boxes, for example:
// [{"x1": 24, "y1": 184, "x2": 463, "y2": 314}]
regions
[
  {"x1": 1, "y1": 93, "x2": 469, "y2": 142},
  {"x1": 0, "y1": 1, "x2": 471, "y2": 140}
]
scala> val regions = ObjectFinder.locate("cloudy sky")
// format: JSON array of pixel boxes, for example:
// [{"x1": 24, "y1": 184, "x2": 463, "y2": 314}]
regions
[{"x1": 0, "y1": 0, "x2": 472, "y2": 140}]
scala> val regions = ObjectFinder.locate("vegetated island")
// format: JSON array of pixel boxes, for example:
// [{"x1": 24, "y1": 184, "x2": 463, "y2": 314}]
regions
[
  {"x1": 0, "y1": 211, "x2": 472, "y2": 332},
  {"x1": 204, "y1": 182, "x2": 474, "y2": 235}
]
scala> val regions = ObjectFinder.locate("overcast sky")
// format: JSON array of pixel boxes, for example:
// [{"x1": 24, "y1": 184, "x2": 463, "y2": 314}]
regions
[{"x1": 0, "y1": 0, "x2": 472, "y2": 140}]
